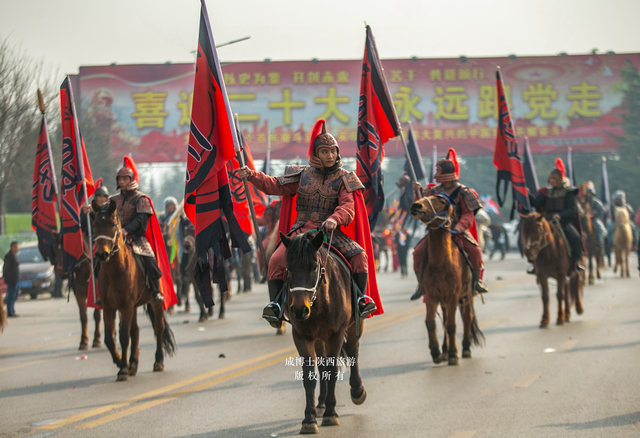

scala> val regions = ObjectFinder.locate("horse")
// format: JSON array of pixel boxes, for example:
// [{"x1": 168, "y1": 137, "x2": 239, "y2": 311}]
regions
[
  {"x1": 280, "y1": 230, "x2": 366, "y2": 434},
  {"x1": 0, "y1": 293, "x2": 6, "y2": 333},
  {"x1": 410, "y1": 195, "x2": 484, "y2": 365},
  {"x1": 613, "y1": 207, "x2": 633, "y2": 278},
  {"x1": 92, "y1": 199, "x2": 176, "y2": 381},
  {"x1": 580, "y1": 201, "x2": 604, "y2": 285},
  {"x1": 519, "y1": 212, "x2": 584, "y2": 328},
  {"x1": 53, "y1": 231, "x2": 102, "y2": 350}
]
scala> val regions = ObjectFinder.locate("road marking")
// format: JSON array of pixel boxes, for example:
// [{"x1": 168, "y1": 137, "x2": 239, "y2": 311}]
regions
[
  {"x1": 479, "y1": 316, "x2": 511, "y2": 329},
  {"x1": 511, "y1": 373, "x2": 541, "y2": 388},
  {"x1": 39, "y1": 345, "x2": 297, "y2": 430},
  {"x1": 44, "y1": 303, "x2": 427, "y2": 430},
  {"x1": 0, "y1": 338, "x2": 74, "y2": 357},
  {"x1": 487, "y1": 273, "x2": 529, "y2": 291},
  {"x1": 588, "y1": 318, "x2": 602, "y2": 325},
  {"x1": 448, "y1": 432, "x2": 477, "y2": 438},
  {"x1": 558, "y1": 339, "x2": 579, "y2": 351},
  {"x1": 0, "y1": 359, "x2": 45, "y2": 373}
]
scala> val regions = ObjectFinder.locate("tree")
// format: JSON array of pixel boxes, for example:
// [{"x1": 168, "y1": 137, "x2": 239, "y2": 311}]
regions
[{"x1": 0, "y1": 36, "x2": 59, "y2": 217}]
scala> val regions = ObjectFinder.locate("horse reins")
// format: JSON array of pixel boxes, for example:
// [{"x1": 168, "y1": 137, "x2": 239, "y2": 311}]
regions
[
  {"x1": 93, "y1": 227, "x2": 122, "y2": 257},
  {"x1": 287, "y1": 228, "x2": 333, "y2": 309},
  {"x1": 525, "y1": 222, "x2": 550, "y2": 252},
  {"x1": 423, "y1": 195, "x2": 459, "y2": 235}
]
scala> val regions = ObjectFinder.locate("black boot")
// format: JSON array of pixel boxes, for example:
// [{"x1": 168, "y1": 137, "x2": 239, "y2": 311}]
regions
[
  {"x1": 151, "y1": 278, "x2": 164, "y2": 303},
  {"x1": 353, "y1": 273, "x2": 376, "y2": 317},
  {"x1": 472, "y1": 269, "x2": 488, "y2": 293},
  {"x1": 410, "y1": 271, "x2": 425, "y2": 301},
  {"x1": 262, "y1": 279, "x2": 285, "y2": 328}
]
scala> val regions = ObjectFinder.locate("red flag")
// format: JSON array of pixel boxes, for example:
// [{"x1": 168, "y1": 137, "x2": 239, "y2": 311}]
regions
[
  {"x1": 31, "y1": 114, "x2": 58, "y2": 264},
  {"x1": 493, "y1": 69, "x2": 531, "y2": 214},
  {"x1": 184, "y1": 0, "x2": 249, "y2": 307},
  {"x1": 356, "y1": 25, "x2": 402, "y2": 230},
  {"x1": 60, "y1": 76, "x2": 95, "y2": 283}
]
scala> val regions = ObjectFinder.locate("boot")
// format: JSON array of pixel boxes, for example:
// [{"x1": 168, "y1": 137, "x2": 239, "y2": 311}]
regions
[
  {"x1": 353, "y1": 273, "x2": 376, "y2": 317},
  {"x1": 151, "y1": 278, "x2": 164, "y2": 303},
  {"x1": 472, "y1": 269, "x2": 488, "y2": 293},
  {"x1": 262, "y1": 279, "x2": 285, "y2": 328},
  {"x1": 410, "y1": 271, "x2": 425, "y2": 301}
]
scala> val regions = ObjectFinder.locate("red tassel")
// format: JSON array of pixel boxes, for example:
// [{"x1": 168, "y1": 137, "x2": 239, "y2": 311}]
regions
[
  {"x1": 555, "y1": 158, "x2": 565, "y2": 179},
  {"x1": 123, "y1": 155, "x2": 139, "y2": 182},
  {"x1": 95, "y1": 178, "x2": 103, "y2": 189},
  {"x1": 308, "y1": 119, "x2": 325, "y2": 157},
  {"x1": 446, "y1": 148, "x2": 459, "y2": 178}
]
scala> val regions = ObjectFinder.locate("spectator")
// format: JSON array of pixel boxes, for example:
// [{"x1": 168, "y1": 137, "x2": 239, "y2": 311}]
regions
[{"x1": 3, "y1": 242, "x2": 20, "y2": 317}]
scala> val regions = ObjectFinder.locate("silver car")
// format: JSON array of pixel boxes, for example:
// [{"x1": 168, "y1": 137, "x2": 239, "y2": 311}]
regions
[{"x1": 16, "y1": 242, "x2": 55, "y2": 300}]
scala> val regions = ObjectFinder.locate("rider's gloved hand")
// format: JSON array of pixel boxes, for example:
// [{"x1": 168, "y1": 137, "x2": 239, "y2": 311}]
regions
[
  {"x1": 235, "y1": 166, "x2": 251, "y2": 180},
  {"x1": 322, "y1": 218, "x2": 337, "y2": 232}
]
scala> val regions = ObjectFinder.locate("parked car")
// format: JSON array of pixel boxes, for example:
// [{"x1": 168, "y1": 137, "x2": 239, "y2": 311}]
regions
[{"x1": 16, "y1": 242, "x2": 55, "y2": 300}]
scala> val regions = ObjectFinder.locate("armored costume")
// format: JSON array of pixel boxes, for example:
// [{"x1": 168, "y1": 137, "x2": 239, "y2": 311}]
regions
[
  {"x1": 244, "y1": 120, "x2": 376, "y2": 327},
  {"x1": 529, "y1": 159, "x2": 584, "y2": 274},
  {"x1": 112, "y1": 158, "x2": 164, "y2": 303},
  {"x1": 411, "y1": 149, "x2": 487, "y2": 300},
  {"x1": 582, "y1": 181, "x2": 608, "y2": 251}
]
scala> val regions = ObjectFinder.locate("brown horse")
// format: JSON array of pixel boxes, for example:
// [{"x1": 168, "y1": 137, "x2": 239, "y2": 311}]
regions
[
  {"x1": 519, "y1": 212, "x2": 584, "y2": 327},
  {"x1": 92, "y1": 199, "x2": 176, "y2": 381},
  {"x1": 0, "y1": 293, "x2": 6, "y2": 333},
  {"x1": 613, "y1": 207, "x2": 633, "y2": 278},
  {"x1": 410, "y1": 195, "x2": 483, "y2": 365},
  {"x1": 280, "y1": 231, "x2": 366, "y2": 434},
  {"x1": 580, "y1": 202, "x2": 604, "y2": 285},
  {"x1": 53, "y1": 231, "x2": 102, "y2": 350}
]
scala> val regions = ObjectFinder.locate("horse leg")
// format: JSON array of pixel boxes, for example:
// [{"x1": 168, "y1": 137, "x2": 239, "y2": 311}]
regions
[
  {"x1": 539, "y1": 276, "x2": 550, "y2": 328},
  {"x1": 625, "y1": 249, "x2": 630, "y2": 278},
  {"x1": 425, "y1": 298, "x2": 443, "y2": 364},
  {"x1": 440, "y1": 306, "x2": 449, "y2": 359},
  {"x1": 344, "y1": 321, "x2": 366, "y2": 405},
  {"x1": 193, "y1": 280, "x2": 208, "y2": 322},
  {"x1": 117, "y1": 307, "x2": 133, "y2": 381},
  {"x1": 563, "y1": 275, "x2": 571, "y2": 323},
  {"x1": 218, "y1": 284, "x2": 226, "y2": 319},
  {"x1": 75, "y1": 291, "x2": 89, "y2": 350},
  {"x1": 129, "y1": 311, "x2": 140, "y2": 377},
  {"x1": 588, "y1": 255, "x2": 594, "y2": 285},
  {"x1": 152, "y1": 303, "x2": 166, "y2": 372},
  {"x1": 446, "y1": 301, "x2": 459, "y2": 366},
  {"x1": 556, "y1": 275, "x2": 566, "y2": 326},
  {"x1": 461, "y1": 299, "x2": 472, "y2": 358},
  {"x1": 320, "y1": 333, "x2": 345, "y2": 427},
  {"x1": 292, "y1": 334, "x2": 319, "y2": 434},
  {"x1": 315, "y1": 340, "x2": 327, "y2": 413},
  {"x1": 103, "y1": 307, "x2": 121, "y2": 368},
  {"x1": 92, "y1": 308, "x2": 102, "y2": 348}
]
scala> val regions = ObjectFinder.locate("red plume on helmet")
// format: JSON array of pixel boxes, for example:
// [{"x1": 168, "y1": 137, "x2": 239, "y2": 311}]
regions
[
  {"x1": 446, "y1": 148, "x2": 459, "y2": 178},
  {"x1": 554, "y1": 158, "x2": 566, "y2": 179},
  {"x1": 95, "y1": 178, "x2": 103, "y2": 189},
  {"x1": 308, "y1": 119, "x2": 326, "y2": 157},
  {"x1": 123, "y1": 156, "x2": 139, "y2": 182}
]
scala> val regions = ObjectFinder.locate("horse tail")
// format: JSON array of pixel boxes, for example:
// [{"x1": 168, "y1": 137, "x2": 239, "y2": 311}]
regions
[
  {"x1": 459, "y1": 301, "x2": 485, "y2": 347},
  {"x1": 145, "y1": 304, "x2": 177, "y2": 357}
]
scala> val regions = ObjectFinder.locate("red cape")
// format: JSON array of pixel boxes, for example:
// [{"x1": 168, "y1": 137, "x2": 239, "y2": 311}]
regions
[
  {"x1": 87, "y1": 205, "x2": 177, "y2": 310},
  {"x1": 278, "y1": 190, "x2": 383, "y2": 317}
]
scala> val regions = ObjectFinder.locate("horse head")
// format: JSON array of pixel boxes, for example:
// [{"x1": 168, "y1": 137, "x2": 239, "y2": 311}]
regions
[
  {"x1": 280, "y1": 230, "x2": 325, "y2": 322},
  {"x1": 92, "y1": 199, "x2": 122, "y2": 263},
  {"x1": 410, "y1": 195, "x2": 454, "y2": 230},
  {"x1": 518, "y1": 211, "x2": 550, "y2": 261}
]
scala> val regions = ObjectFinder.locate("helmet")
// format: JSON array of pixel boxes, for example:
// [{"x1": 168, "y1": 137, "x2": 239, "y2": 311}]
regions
[
  {"x1": 94, "y1": 185, "x2": 109, "y2": 197},
  {"x1": 116, "y1": 156, "x2": 138, "y2": 183},
  {"x1": 164, "y1": 196, "x2": 178, "y2": 208}
]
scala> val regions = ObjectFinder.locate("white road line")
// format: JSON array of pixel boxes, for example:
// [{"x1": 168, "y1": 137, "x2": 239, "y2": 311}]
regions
[{"x1": 511, "y1": 373, "x2": 541, "y2": 388}]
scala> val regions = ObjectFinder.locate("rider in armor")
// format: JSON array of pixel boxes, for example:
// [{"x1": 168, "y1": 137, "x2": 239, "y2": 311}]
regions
[
  {"x1": 582, "y1": 181, "x2": 608, "y2": 252},
  {"x1": 110, "y1": 157, "x2": 164, "y2": 303},
  {"x1": 607, "y1": 190, "x2": 638, "y2": 248},
  {"x1": 236, "y1": 119, "x2": 377, "y2": 328},
  {"x1": 528, "y1": 158, "x2": 585, "y2": 275},
  {"x1": 410, "y1": 148, "x2": 488, "y2": 301}
]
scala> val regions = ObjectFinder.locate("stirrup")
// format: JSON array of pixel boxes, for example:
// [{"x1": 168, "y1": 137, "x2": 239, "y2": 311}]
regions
[
  {"x1": 475, "y1": 280, "x2": 488, "y2": 294},
  {"x1": 153, "y1": 292, "x2": 164, "y2": 303},
  {"x1": 262, "y1": 302, "x2": 282, "y2": 324},
  {"x1": 357, "y1": 296, "x2": 376, "y2": 317}
]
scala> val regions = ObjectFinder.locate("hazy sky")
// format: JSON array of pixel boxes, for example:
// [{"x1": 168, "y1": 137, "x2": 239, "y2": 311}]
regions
[{"x1": 2, "y1": 0, "x2": 639, "y2": 75}]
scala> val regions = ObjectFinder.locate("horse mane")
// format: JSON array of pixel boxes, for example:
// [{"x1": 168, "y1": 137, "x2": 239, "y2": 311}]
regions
[
  {"x1": 615, "y1": 207, "x2": 630, "y2": 226},
  {"x1": 285, "y1": 233, "x2": 322, "y2": 268}
]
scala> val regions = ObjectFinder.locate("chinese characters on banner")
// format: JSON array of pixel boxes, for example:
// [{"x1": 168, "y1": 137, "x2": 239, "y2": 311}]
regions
[{"x1": 76, "y1": 54, "x2": 640, "y2": 163}]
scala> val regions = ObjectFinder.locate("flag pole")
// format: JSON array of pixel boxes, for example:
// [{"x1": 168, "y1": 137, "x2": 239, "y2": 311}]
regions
[
  {"x1": 234, "y1": 114, "x2": 268, "y2": 281},
  {"x1": 398, "y1": 122, "x2": 419, "y2": 199},
  {"x1": 66, "y1": 76, "x2": 98, "y2": 304}
]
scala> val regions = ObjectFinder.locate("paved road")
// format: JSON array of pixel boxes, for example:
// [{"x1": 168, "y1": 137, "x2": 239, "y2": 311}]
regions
[{"x1": 1, "y1": 253, "x2": 639, "y2": 437}]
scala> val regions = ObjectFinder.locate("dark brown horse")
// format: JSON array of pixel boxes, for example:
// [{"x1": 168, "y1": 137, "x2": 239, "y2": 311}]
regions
[
  {"x1": 580, "y1": 202, "x2": 604, "y2": 285},
  {"x1": 519, "y1": 212, "x2": 584, "y2": 327},
  {"x1": 411, "y1": 195, "x2": 483, "y2": 365},
  {"x1": 280, "y1": 231, "x2": 366, "y2": 434},
  {"x1": 92, "y1": 200, "x2": 175, "y2": 381},
  {"x1": 53, "y1": 231, "x2": 102, "y2": 350}
]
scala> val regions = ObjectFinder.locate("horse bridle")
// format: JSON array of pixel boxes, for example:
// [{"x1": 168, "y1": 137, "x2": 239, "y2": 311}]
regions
[
  {"x1": 93, "y1": 226, "x2": 122, "y2": 257},
  {"x1": 423, "y1": 194, "x2": 458, "y2": 234},
  {"x1": 285, "y1": 229, "x2": 332, "y2": 309},
  {"x1": 525, "y1": 222, "x2": 550, "y2": 252}
]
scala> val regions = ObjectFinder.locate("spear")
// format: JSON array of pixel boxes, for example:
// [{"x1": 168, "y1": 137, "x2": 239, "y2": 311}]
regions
[{"x1": 233, "y1": 114, "x2": 268, "y2": 280}]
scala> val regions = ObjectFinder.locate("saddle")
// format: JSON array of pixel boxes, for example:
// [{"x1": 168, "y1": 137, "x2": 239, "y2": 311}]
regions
[{"x1": 547, "y1": 217, "x2": 572, "y2": 257}]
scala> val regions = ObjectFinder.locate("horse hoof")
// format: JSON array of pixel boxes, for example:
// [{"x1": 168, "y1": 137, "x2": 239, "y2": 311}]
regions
[
  {"x1": 129, "y1": 368, "x2": 138, "y2": 377},
  {"x1": 218, "y1": 313, "x2": 225, "y2": 319},
  {"x1": 79, "y1": 343, "x2": 88, "y2": 351},
  {"x1": 299, "y1": 422, "x2": 319, "y2": 434},
  {"x1": 92, "y1": 341, "x2": 101, "y2": 349},
  {"x1": 462, "y1": 350, "x2": 472, "y2": 359},
  {"x1": 351, "y1": 387, "x2": 367, "y2": 405},
  {"x1": 198, "y1": 315, "x2": 208, "y2": 322},
  {"x1": 448, "y1": 356, "x2": 459, "y2": 366},
  {"x1": 153, "y1": 362, "x2": 164, "y2": 372},
  {"x1": 276, "y1": 326, "x2": 286, "y2": 335},
  {"x1": 321, "y1": 416, "x2": 340, "y2": 427},
  {"x1": 576, "y1": 304, "x2": 584, "y2": 315},
  {"x1": 539, "y1": 322, "x2": 548, "y2": 329},
  {"x1": 116, "y1": 372, "x2": 129, "y2": 382}
]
